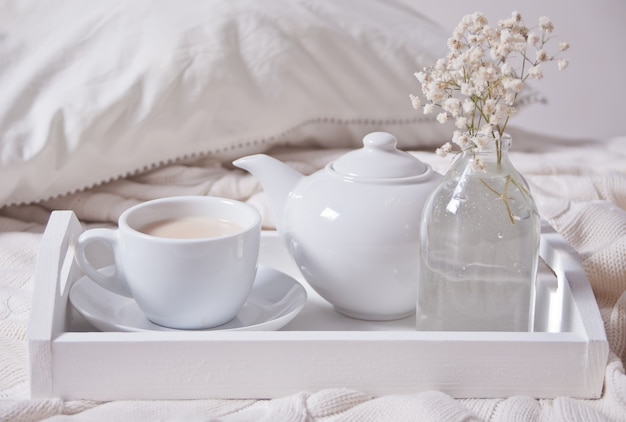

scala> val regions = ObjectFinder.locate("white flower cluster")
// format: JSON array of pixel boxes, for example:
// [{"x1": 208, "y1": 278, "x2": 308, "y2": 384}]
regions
[{"x1": 410, "y1": 11, "x2": 569, "y2": 157}]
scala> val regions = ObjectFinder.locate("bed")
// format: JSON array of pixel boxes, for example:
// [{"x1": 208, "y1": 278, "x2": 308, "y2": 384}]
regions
[{"x1": 1, "y1": 1, "x2": 625, "y2": 420}]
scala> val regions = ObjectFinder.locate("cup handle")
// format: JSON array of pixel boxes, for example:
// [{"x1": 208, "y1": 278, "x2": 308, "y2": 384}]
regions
[{"x1": 75, "y1": 228, "x2": 133, "y2": 298}]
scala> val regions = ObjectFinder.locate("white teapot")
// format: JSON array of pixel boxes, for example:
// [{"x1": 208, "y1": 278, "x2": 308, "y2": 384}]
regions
[{"x1": 234, "y1": 132, "x2": 441, "y2": 320}]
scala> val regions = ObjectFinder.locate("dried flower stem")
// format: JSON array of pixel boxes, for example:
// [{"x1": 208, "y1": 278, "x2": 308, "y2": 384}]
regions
[{"x1": 480, "y1": 175, "x2": 515, "y2": 224}]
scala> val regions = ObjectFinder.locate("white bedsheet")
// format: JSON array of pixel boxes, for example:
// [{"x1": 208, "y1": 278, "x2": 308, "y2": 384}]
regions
[{"x1": 1, "y1": 131, "x2": 625, "y2": 421}]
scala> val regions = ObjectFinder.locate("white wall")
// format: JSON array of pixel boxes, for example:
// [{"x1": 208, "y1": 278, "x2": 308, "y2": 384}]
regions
[{"x1": 400, "y1": 0, "x2": 626, "y2": 140}]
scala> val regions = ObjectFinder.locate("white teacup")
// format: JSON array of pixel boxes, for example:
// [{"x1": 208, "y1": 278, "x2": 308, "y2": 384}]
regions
[{"x1": 74, "y1": 196, "x2": 261, "y2": 329}]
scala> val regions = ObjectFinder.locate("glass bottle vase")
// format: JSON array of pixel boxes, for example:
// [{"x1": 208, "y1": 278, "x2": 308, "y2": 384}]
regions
[{"x1": 417, "y1": 133, "x2": 540, "y2": 332}]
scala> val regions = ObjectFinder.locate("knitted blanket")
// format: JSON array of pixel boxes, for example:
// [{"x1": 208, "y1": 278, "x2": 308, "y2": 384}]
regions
[{"x1": 1, "y1": 135, "x2": 625, "y2": 421}]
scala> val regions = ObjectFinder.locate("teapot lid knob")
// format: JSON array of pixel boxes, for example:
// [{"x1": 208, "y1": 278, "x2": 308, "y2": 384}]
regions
[
  {"x1": 363, "y1": 131, "x2": 398, "y2": 150},
  {"x1": 331, "y1": 132, "x2": 427, "y2": 179}
]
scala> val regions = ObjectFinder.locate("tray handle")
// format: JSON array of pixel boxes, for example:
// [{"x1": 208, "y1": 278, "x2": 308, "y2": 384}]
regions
[{"x1": 29, "y1": 210, "x2": 83, "y2": 398}]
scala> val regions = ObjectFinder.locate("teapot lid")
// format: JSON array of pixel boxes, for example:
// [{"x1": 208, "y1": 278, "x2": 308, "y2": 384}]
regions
[{"x1": 331, "y1": 132, "x2": 427, "y2": 179}]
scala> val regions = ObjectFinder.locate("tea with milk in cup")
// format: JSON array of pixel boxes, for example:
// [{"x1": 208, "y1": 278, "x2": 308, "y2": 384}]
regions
[{"x1": 138, "y1": 216, "x2": 244, "y2": 239}]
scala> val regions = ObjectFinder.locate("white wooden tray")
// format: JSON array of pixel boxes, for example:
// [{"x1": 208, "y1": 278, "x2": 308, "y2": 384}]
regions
[{"x1": 29, "y1": 210, "x2": 609, "y2": 400}]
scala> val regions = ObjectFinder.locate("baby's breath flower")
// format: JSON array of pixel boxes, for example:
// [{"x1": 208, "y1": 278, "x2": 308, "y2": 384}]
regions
[
  {"x1": 409, "y1": 94, "x2": 421, "y2": 110},
  {"x1": 483, "y1": 99, "x2": 496, "y2": 116},
  {"x1": 500, "y1": 62, "x2": 513, "y2": 75},
  {"x1": 410, "y1": 11, "x2": 568, "y2": 158},
  {"x1": 447, "y1": 37, "x2": 463, "y2": 51},
  {"x1": 536, "y1": 49, "x2": 549, "y2": 62},
  {"x1": 489, "y1": 113, "x2": 501, "y2": 126},
  {"x1": 460, "y1": 82, "x2": 473, "y2": 96},
  {"x1": 539, "y1": 16, "x2": 554, "y2": 33},
  {"x1": 443, "y1": 98, "x2": 462, "y2": 117},
  {"x1": 504, "y1": 92, "x2": 517, "y2": 106},
  {"x1": 436, "y1": 142, "x2": 453, "y2": 157},
  {"x1": 479, "y1": 124, "x2": 495, "y2": 137},
  {"x1": 529, "y1": 65, "x2": 543, "y2": 79},
  {"x1": 472, "y1": 157, "x2": 486, "y2": 172},
  {"x1": 427, "y1": 81, "x2": 446, "y2": 102},
  {"x1": 527, "y1": 32, "x2": 541, "y2": 47},
  {"x1": 462, "y1": 99, "x2": 475, "y2": 114},
  {"x1": 452, "y1": 130, "x2": 469, "y2": 147},
  {"x1": 500, "y1": 28, "x2": 513, "y2": 44},
  {"x1": 502, "y1": 77, "x2": 523, "y2": 93}
]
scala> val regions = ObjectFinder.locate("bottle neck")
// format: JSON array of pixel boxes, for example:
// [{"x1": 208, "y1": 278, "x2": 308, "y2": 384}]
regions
[{"x1": 465, "y1": 133, "x2": 511, "y2": 164}]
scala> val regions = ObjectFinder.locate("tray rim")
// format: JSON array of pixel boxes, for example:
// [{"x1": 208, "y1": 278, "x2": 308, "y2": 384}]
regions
[{"x1": 28, "y1": 210, "x2": 609, "y2": 400}]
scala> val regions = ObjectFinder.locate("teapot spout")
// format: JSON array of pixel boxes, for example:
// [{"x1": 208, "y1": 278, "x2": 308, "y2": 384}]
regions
[{"x1": 233, "y1": 154, "x2": 303, "y2": 232}]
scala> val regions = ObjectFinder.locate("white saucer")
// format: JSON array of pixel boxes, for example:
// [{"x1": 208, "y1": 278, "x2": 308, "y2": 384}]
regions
[{"x1": 69, "y1": 265, "x2": 307, "y2": 332}]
